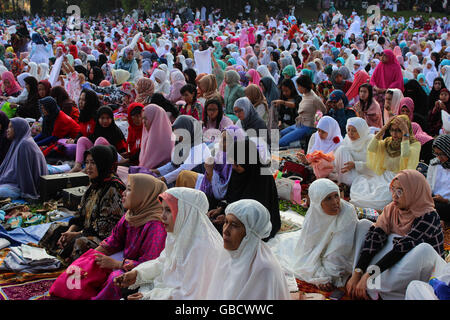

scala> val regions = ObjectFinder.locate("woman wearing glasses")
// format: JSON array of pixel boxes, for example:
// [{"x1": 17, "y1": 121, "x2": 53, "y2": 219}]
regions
[
  {"x1": 426, "y1": 135, "x2": 450, "y2": 226},
  {"x1": 346, "y1": 170, "x2": 445, "y2": 300},
  {"x1": 349, "y1": 115, "x2": 421, "y2": 211}
]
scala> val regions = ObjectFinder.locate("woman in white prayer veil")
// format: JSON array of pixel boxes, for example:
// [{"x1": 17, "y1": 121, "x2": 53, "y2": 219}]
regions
[
  {"x1": 177, "y1": 54, "x2": 187, "y2": 71},
  {"x1": 290, "y1": 179, "x2": 358, "y2": 291},
  {"x1": 206, "y1": 199, "x2": 291, "y2": 300},
  {"x1": 231, "y1": 52, "x2": 247, "y2": 68},
  {"x1": 114, "y1": 188, "x2": 226, "y2": 300},
  {"x1": 165, "y1": 52, "x2": 174, "y2": 71}
]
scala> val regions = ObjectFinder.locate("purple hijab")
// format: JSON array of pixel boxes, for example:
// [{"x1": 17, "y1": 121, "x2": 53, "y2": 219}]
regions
[
  {"x1": 0, "y1": 111, "x2": 11, "y2": 164},
  {"x1": 0, "y1": 118, "x2": 48, "y2": 199},
  {"x1": 199, "y1": 125, "x2": 246, "y2": 199}
]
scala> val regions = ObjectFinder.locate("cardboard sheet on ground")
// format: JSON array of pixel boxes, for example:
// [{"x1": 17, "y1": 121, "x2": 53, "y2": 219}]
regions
[
  {"x1": 0, "y1": 217, "x2": 71, "y2": 247},
  {"x1": 194, "y1": 48, "x2": 212, "y2": 75}
]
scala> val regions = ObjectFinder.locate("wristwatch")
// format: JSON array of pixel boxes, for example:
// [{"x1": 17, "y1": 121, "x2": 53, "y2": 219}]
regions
[
  {"x1": 354, "y1": 268, "x2": 363, "y2": 274},
  {"x1": 403, "y1": 133, "x2": 409, "y2": 137}
]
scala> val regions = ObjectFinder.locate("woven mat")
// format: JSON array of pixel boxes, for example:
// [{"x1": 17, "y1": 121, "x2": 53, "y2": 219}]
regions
[
  {"x1": 444, "y1": 227, "x2": 450, "y2": 252},
  {"x1": 295, "y1": 278, "x2": 351, "y2": 300},
  {"x1": 272, "y1": 148, "x2": 303, "y2": 163},
  {"x1": 0, "y1": 277, "x2": 55, "y2": 300}
]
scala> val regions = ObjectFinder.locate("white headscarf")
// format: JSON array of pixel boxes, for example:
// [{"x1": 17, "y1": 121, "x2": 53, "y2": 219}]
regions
[
  {"x1": 177, "y1": 55, "x2": 187, "y2": 71},
  {"x1": 131, "y1": 188, "x2": 226, "y2": 300},
  {"x1": 17, "y1": 72, "x2": 32, "y2": 88},
  {"x1": 407, "y1": 55, "x2": 421, "y2": 73},
  {"x1": 292, "y1": 179, "x2": 358, "y2": 287},
  {"x1": 206, "y1": 199, "x2": 291, "y2": 300},
  {"x1": 441, "y1": 65, "x2": 450, "y2": 89},
  {"x1": 256, "y1": 65, "x2": 276, "y2": 84},
  {"x1": 424, "y1": 60, "x2": 439, "y2": 87},
  {"x1": 309, "y1": 116, "x2": 343, "y2": 154},
  {"x1": 38, "y1": 63, "x2": 50, "y2": 81},
  {"x1": 340, "y1": 117, "x2": 374, "y2": 155},
  {"x1": 153, "y1": 69, "x2": 170, "y2": 95}
]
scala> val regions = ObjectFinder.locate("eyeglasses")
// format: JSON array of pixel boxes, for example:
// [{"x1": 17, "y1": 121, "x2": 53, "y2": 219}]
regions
[
  {"x1": 390, "y1": 187, "x2": 403, "y2": 198},
  {"x1": 433, "y1": 151, "x2": 446, "y2": 157}
]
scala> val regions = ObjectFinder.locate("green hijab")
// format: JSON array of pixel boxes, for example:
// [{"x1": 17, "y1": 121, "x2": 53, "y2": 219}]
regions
[{"x1": 282, "y1": 65, "x2": 297, "y2": 78}]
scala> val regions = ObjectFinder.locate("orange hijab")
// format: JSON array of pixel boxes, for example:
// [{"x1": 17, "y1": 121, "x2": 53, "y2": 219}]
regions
[{"x1": 375, "y1": 169, "x2": 435, "y2": 236}]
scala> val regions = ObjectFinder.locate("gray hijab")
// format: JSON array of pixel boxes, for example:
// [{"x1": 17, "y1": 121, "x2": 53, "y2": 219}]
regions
[{"x1": 0, "y1": 118, "x2": 48, "y2": 199}]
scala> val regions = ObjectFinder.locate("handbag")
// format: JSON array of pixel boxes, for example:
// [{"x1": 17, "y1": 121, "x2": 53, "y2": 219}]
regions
[
  {"x1": 275, "y1": 176, "x2": 302, "y2": 201},
  {"x1": 49, "y1": 249, "x2": 110, "y2": 300},
  {"x1": 1, "y1": 102, "x2": 17, "y2": 118}
]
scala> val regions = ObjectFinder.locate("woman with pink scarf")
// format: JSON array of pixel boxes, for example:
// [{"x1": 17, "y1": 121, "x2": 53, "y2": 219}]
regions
[
  {"x1": 396, "y1": 97, "x2": 434, "y2": 164},
  {"x1": 370, "y1": 49, "x2": 404, "y2": 112}
]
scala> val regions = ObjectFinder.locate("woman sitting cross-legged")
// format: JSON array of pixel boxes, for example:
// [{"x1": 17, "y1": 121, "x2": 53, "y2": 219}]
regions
[
  {"x1": 346, "y1": 169, "x2": 446, "y2": 300},
  {"x1": 290, "y1": 178, "x2": 358, "y2": 292},
  {"x1": 113, "y1": 188, "x2": 226, "y2": 300},
  {"x1": 206, "y1": 199, "x2": 291, "y2": 300},
  {"x1": 70, "y1": 106, "x2": 127, "y2": 172},
  {"x1": 333, "y1": 117, "x2": 374, "y2": 187},
  {"x1": 39, "y1": 145, "x2": 126, "y2": 263},
  {"x1": 90, "y1": 174, "x2": 168, "y2": 300},
  {"x1": 0, "y1": 117, "x2": 47, "y2": 199},
  {"x1": 34, "y1": 96, "x2": 81, "y2": 148},
  {"x1": 149, "y1": 115, "x2": 211, "y2": 187},
  {"x1": 206, "y1": 138, "x2": 280, "y2": 241},
  {"x1": 349, "y1": 115, "x2": 421, "y2": 211}
]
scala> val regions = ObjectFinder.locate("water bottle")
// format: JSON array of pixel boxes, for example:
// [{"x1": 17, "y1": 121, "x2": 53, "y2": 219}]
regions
[{"x1": 291, "y1": 180, "x2": 302, "y2": 205}]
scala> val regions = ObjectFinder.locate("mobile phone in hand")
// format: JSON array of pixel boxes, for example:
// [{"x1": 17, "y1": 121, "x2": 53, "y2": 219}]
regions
[{"x1": 329, "y1": 289, "x2": 345, "y2": 300}]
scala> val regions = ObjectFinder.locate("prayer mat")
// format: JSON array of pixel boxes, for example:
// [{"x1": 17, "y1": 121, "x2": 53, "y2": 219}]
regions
[
  {"x1": 295, "y1": 278, "x2": 351, "y2": 300},
  {"x1": 272, "y1": 148, "x2": 303, "y2": 163},
  {"x1": 444, "y1": 226, "x2": 450, "y2": 252},
  {"x1": 0, "y1": 278, "x2": 56, "y2": 300}
]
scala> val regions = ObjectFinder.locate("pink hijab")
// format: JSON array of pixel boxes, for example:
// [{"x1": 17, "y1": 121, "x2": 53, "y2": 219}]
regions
[
  {"x1": 139, "y1": 104, "x2": 174, "y2": 169},
  {"x1": 247, "y1": 69, "x2": 261, "y2": 88},
  {"x1": 1, "y1": 71, "x2": 22, "y2": 96},
  {"x1": 375, "y1": 169, "x2": 435, "y2": 236},
  {"x1": 346, "y1": 70, "x2": 370, "y2": 101},
  {"x1": 393, "y1": 46, "x2": 402, "y2": 58},
  {"x1": 411, "y1": 122, "x2": 433, "y2": 145},
  {"x1": 370, "y1": 49, "x2": 404, "y2": 91},
  {"x1": 397, "y1": 97, "x2": 414, "y2": 121}
]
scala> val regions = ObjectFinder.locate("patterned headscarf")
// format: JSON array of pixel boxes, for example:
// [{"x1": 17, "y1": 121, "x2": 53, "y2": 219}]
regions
[{"x1": 431, "y1": 134, "x2": 450, "y2": 169}]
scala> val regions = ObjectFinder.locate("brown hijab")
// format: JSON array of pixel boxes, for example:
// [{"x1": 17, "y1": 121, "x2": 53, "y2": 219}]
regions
[
  {"x1": 125, "y1": 174, "x2": 167, "y2": 227},
  {"x1": 135, "y1": 78, "x2": 155, "y2": 104},
  {"x1": 198, "y1": 74, "x2": 221, "y2": 101},
  {"x1": 384, "y1": 115, "x2": 417, "y2": 158},
  {"x1": 375, "y1": 169, "x2": 435, "y2": 236},
  {"x1": 244, "y1": 84, "x2": 268, "y2": 113}
]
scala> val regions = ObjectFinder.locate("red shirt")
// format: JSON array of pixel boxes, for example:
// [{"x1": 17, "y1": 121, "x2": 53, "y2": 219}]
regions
[
  {"x1": 52, "y1": 111, "x2": 80, "y2": 139},
  {"x1": 79, "y1": 118, "x2": 96, "y2": 137}
]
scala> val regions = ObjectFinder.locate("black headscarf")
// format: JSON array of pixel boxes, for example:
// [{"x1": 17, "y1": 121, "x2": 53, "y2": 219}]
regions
[
  {"x1": 74, "y1": 65, "x2": 88, "y2": 77},
  {"x1": 83, "y1": 145, "x2": 126, "y2": 193},
  {"x1": 183, "y1": 68, "x2": 197, "y2": 87},
  {"x1": 203, "y1": 99, "x2": 224, "y2": 130},
  {"x1": 0, "y1": 111, "x2": 11, "y2": 164},
  {"x1": 171, "y1": 115, "x2": 202, "y2": 166},
  {"x1": 260, "y1": 77, "x2": 280, "y2": 106},
  {"x1": 97, "y1": 54, "x2": 108, "y2": 68},
  {"x1": 225, "y1": 138, "x2": 280, "y2": 241},
  {"x1": 150, "y1": 93, "x2": 180, "y2": 118},
  {"x1": 79, "y1": 89, "x2": 100, "y2": 123},
  {"x1": 90, "y1": 106, "x2": 125, "y2": 149},
  {"x1": 17, "y1": 76, "x2": 40, "y2": 120},
  {"x1": 428, "y1": 77, "x2": 446, "y2": 111},
  {"x1": 89, "y1": 66, "x2": 105, "y2": 86},
  {"x1": 404, "y1": 79, "x2": 430, "y2": 120},
  {"x1": 39, "y1": 96, "x2": 60, "y2": 137}
]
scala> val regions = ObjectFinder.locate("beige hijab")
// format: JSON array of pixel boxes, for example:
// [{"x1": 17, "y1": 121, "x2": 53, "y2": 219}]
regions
[
  {"x1": 375, "y1": 169, "x2": 435, "y2": 236},
  {"x1": 198, "y1": 74, "x2": 221, "y2": 100},
  {"x1": 125, "y1": 174, "x2": 167, "y2": 227}
]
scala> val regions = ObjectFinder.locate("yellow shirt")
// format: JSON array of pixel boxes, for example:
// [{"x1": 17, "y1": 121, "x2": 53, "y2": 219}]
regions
[{"x1": 367, "y1": 137, "x2": 421, "y2": 176}]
